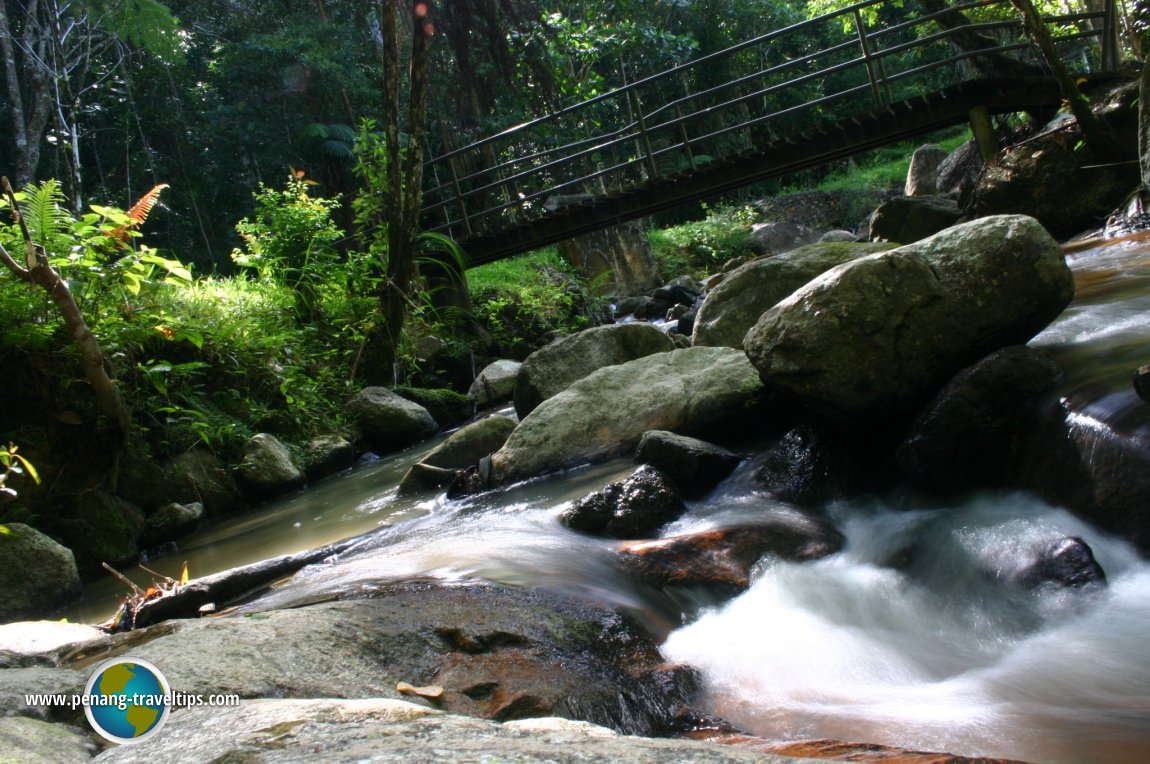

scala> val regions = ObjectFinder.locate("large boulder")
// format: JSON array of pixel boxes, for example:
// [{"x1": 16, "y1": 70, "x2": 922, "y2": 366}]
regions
[
  {"x1": 140, "y1": 501, "x2": 204, "y2": 549},
  {"x1": 394, "y1": 386, "x2": 474, "y2": 429},
  {"x1": 560, "y1": 465, "x2": 687, "y2": 539},
  {"x1": 515, "y1": 323, "x2": 675, "y2": 418},
  {"x1": 302, "y1": 434, "x2": 356, "y2": 482},
  {"x1": 692, "y1": 241, "x2": 894, "y2": 348},
  {"x1": 90, "y1": 698, "x2": 796, "y2": 764},
  {"x1": 634, "y1": 431, "x2": 742, "y2": 498},
  {"x1": 744, "y1": 215, "x2": 1074, "y2": 423},
  {"x1": 79, "y1": 584, "x2": 698, "y2": 738},
  {"x1": 746, "y1": 221, "x2": 820, "y2": 255},
  {"x1": 0, "y1": 525, "x2": 81, "y2": 622},
  {"x1": 0, "y1": 717, "x2": 97, "y2": 763},
  {"x1": 490, "y1": 347, "x2": 764, "y2": 485},
  {"x1": 344, "y1": 387, "x2": 439, "y2": 453},
  {"x1": 868, "y1": 195, "x2": 965, "y2": 244},
  {"x1": 398, "y1": 415, "x2": 518, "y2": 495},
  {"x1": 897, "y1": 346, "x2": 1062, "y2": 493},
  {"x1": 234, "y1": 433, "x2": 305, "y2": 500},
  {"x1": 468, "y1": 360, "x2": 522, "y2": 408},
  {"x1": 54, "y1": 492, "x2": 145, "y2": 575}
]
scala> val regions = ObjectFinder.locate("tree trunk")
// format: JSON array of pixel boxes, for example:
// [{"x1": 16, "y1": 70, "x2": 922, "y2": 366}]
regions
[
  {"x1": 0, "y1": 177, "x2": 131, "y2": 450},
  {"x1": 1009, "y1": 0, "x2": 1120, "y2": 162}
]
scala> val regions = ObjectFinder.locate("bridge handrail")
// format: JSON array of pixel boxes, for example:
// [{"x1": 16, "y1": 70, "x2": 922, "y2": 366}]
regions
[{"x1": 421, "y1": 0, "x2": 1118, "y2": 240}]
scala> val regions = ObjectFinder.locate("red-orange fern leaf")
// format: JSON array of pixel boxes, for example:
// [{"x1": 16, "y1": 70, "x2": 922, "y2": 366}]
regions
[{"x1": 108, "y1": 183, "x2": 169, "y2": 246}]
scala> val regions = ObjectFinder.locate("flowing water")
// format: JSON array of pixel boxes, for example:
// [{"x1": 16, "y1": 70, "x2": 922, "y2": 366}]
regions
[{"x1": 69, "y1": 242, "x2": 1150, "y2": 763}]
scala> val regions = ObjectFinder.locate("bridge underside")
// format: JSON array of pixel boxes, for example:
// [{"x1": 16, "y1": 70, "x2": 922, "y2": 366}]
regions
[{"x1": 456, "y1": 77, "x2": 1070, "y2": 267}]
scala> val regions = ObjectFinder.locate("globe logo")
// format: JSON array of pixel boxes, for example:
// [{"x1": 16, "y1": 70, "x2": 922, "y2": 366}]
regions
[{"x1": 83, "y1": 657, "x2": 171, "y2": 744}]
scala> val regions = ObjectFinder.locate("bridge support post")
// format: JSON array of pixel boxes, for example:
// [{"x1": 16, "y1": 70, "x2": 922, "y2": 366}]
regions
[{"x1": 968, "y1": 106, "x2": 998, "y2": 164}]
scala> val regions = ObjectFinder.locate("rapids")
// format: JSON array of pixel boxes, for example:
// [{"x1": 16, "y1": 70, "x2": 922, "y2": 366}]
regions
[{"x1": 66, "y1": 241, "x2": 1150, "y2": 763}]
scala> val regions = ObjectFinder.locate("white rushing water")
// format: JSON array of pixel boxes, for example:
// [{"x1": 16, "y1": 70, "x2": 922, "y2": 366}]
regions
[{"x1": 661, "y1": 495, "x2": 1150, "y2": 763}]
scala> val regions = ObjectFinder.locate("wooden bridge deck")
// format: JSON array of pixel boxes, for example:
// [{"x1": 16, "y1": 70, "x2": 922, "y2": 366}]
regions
[{"x1": 454, "y1": 77, "x2": 1064, "y2": 266}]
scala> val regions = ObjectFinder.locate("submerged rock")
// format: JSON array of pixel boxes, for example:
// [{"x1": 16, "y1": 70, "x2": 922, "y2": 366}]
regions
[
  {"x1": 635, "y1": 431, "x2": 742, "y2": 498},
  {"x1": 489, "y1": 347, "x2": 764, "y2": 484},
  {"x1": 692, "y1": 241, "x2": 893, "y2": 349},
  {"x1": 0, "y1": 525, "x2": 82, "y2": 623},
  {"x1": 515, "y1": 323, "x2": 674, "y2": 418},
  {"x1": 616, "y1": 517, "x2": 845, "y2": 590},
  {"x1": 744, "y1": 215, "x2": 1074, "y2": 423},
  {"x1": 1011, "y1": 536, "x2": 1107, "y2": 590},
  {"x1": 561, "y1": 465, "x2": 687, "y2": 539},
  {"x1": 344, "y1": 387, "x2": 439, "y2": 453}
]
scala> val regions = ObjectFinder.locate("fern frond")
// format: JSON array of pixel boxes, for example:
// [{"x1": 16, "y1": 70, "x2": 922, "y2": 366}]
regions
[
  {"x1": 126, "y1": 183, "x2": 169, "y2": 227},
  {"x1": 19, "y1": 181, "x2": 73, "y2": 255}
]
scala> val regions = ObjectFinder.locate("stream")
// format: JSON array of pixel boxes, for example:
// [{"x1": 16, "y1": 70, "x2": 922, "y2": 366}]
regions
[{"x1": 67, "y1": 241, "x2": 1150, "y2": 764}]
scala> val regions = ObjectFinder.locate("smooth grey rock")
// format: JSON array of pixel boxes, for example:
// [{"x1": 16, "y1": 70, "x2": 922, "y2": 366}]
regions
[
  {"x1": 515, "y1": 323, "x2": 675, "y2": 418},
  {"x1": 0, "y1": 622, "x2": 109, "y2": 668},
  {"x1": 692, "y1": 242, "x2": 893, "y2": 348},
  {"x1": 744, "y1": 215, "x2": 1074, "y2": 422},
  {"x1": 467, "y1": 360, "x2": 522, "y2": 408},
  {"x1": 92, "y1": 698, "x2": 805, "y2": 764},
  {"x1": 0, "y1": 525, "x2": 81, "y2": 623},
  {"x1": 344, "y1": 387, "x2": 439, "y2": 453},
  {"x1": 79, "y1": 584, "x2": 694, "y2": 737},
  {"x1": 905, "y1": 144, "x2": 950, "y2": 197},
  {"x1": 490, "y1": 347, "x2": 764, "y2": 485},
  {"x1": 635, "y1": 431, "x2": 742, "y2": 498},
  {"x1": 0, "y1": 666, "x2": 86, "y2": 720},
  {"x1": 397, "y1": 416, "x2": 517, "y2": 495},
  {"x1": 140, "y1": 502, "x2": 204, "y2": 548},
  {"x1": 234, "y1": 433, "x2": 305, "y2": 500},
  {"x1": 302, "y1": 434, "x2": 355, "y2": 482},
  {"x1": 0, "y1": 717, "x2": 97, "y2": 763},
  {"x1": 818, "y1": 229, "x2": 857, "y2": 243},
  {"x1": 747, "y1": 221, "x2": 820, "y2": 255}
]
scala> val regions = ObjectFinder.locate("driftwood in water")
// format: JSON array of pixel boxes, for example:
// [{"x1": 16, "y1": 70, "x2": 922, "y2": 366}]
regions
[{"x1": 123, "y1": 538, "x2": 359, "y2": 630}]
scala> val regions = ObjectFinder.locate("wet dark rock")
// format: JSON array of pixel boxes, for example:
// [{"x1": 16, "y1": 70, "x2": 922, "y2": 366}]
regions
[
  {"x1": 746, "y1": 221, "x2": 820, "y2": 255},
  {"x1": 344, "y1": 386, "x2": 439, "y2": 453},
  {"x1": 637, "y1": 281, "x2": 701, "y2": 321},
  {"x1": 514, "y1": 323, "x2": 674, "y2": 418},
  {"x1": 757, "y1": 425, "x2": 898, "y2": 506},
  {"x1": 745, "y1": 215, "x2": 1074, "y2": 424},
  {"x1": 0, "y1": 525, "x2": 82, "y2": 623},
  {"x1": 1134, "y1": 363, "x2": 1150, "y2": 403},
  {"x1": 55, "y1": 491, "x2": 145, "y2": 575},
  {"x1": 675, "y1": 300, "x2": 701, "y2": 336},
  {"x1": 234, "y1": 433, "x2": 305, "y2": 500},
  {"x1": 635, "y1": 431, "x2": 742, "y2": 498},
  {"x1": 937, "y1": 138, "x2": 983, "y2": 198},
  {"x1": 868, "y1": 195, "x2": 965, "y2": 244},
  {"x1": 616, "y1": 517, "x2": 845, "y2": 590},
  {"x1": 561, "y1": 465, "x2": 688, "y2": 539},
  {"x1": 897, "y1": 346, "x2": 1062, "y2": 493},
  {"x1": 161, "y1": 447, "x2": 243, "y2": 518},
  {"x1": 83, "y1": 584, "x2": 698, "y2": 738},
  {"x1": 302, "y1": 434, "x2": 356, "y2": 482},
  {"x1": 140, "y1": 501, "x2": 204, "y2": 549},
  {"x1": 1012, "y1": 537, "x2": 1107, "y2": 590}
]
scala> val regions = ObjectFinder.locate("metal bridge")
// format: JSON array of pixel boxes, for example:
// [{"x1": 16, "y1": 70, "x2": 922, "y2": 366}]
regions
[{"x1": 418, "y1": 0, "x2": 1122, "y2": 267}]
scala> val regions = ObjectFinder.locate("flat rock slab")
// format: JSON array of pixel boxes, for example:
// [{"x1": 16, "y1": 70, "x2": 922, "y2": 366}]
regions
[{"x1": 92, "y1": 698, "x2": 809, "y2": 764}]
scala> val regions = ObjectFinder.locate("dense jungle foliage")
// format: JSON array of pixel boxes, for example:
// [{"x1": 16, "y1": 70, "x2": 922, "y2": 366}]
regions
[{"x1": 0, "y1": 0, "x2": 1142, "y2": 521}]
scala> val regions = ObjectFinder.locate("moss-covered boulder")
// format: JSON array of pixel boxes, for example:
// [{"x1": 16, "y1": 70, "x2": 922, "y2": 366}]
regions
[
  {"x1": 53, "y1": 492, "x2": 145, "y2": 576},
  {"x1": 394, "y1": 386, "x2": 474, "y2": 429},
  {"x1": 234, "y1": 433, "x2": 305, "y2": 501},
  {"x1": 344, "y1": 387, "x2": 439, "y2": 454},
  {"x1": 0, "y1": 524, "x2": 81, "y2": 622}
]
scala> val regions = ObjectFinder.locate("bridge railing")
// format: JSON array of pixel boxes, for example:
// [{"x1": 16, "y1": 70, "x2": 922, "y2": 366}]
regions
[{"x1": 420, "y1": 0, "x2": 1118, "y2": 242}]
